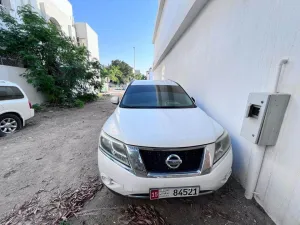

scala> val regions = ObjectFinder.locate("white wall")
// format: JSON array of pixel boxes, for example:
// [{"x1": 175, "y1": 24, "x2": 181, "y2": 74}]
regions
[
  {"x1": 11, "y1": 0, "x2": 39, "y2": 12},
  {"x1": 153, "y1": 0, "x2": 300, "y2": 224},
  {"x1": 153, "y1": 0, "x2": 195, "y2": 66},
  {"x1": 39, "y1": 0, "x2": 73, "y2": 16},
  {"x1": 75, "y1": 22, "x2": 100, "y2": 60},
  {"x1": 1, "y1": 0, "x2": 76, "y2": 40},
  {"x1": 86, "y1": 24, "x2": 100, "y2": 61},
  {"x1": 1, "y1": 0, "x2": 39, "y2": 20},
  {"x1": 0, "y1": 66, "x2": 45, "y2": 104},
  {"x1": 74, "y1": 22, "x2": 87, "y2": 45},
  {"x1": 38, "y1": 0, "x2": 76, "y2": 41}
]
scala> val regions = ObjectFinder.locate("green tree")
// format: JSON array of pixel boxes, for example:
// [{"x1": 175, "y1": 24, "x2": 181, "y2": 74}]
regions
[
  {"x1": 108, "y1": 65, "x2": 123, "y2": 84},
  {"x1": 134, "y1": 73, "x2": 147, "y2": 80},
  {"x1": 0, "y1": 5, "x2": 102, "y2": 105},
  {"x1": 110, "y1": 60, "x2": 133, "y2": 84},
  {"x1": 100, "y1": 61, "x2": 147, "y2": 84},
  {"x1": 99, "y1": 64, "x2": 109, "y2": 79}
]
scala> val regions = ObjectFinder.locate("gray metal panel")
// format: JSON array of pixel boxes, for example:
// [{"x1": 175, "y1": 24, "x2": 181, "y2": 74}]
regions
[
  {"x1": 240, "y1": 93, "x2": 270, "y2": 144},
  {"x1": 258, "y1": 94, "x2": 290, "y2": 146}
]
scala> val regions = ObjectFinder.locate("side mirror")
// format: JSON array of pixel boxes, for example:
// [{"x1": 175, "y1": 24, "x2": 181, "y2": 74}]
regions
[
  {"x1": 191, "y1": 97, "x2": 196, "y2": 103},
  {"x1": 111, "y1": 96, "x2": 119, "y2": 105}
]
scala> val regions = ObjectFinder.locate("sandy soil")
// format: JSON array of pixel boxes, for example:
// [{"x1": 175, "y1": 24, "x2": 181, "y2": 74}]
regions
[
  {"x1": 0, "y1": 99, "x2": 115, "y2": 220},
  {"x1": 0, "y1": 98, "x2": 274, "y2": 225},
  {"x1": 70, "y1": 177, "x2": 274, "y2": 225}
]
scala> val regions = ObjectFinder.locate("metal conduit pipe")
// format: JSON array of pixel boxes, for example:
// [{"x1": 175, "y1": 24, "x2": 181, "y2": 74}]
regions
[{"x1": 244, "y1": 58, "x2": 289, "y2": 200}]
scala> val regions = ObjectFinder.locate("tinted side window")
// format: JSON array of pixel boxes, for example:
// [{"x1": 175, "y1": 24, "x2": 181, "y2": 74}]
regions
[{"x1": 0, "y1": 86, "x2": 24, "y2": 101}]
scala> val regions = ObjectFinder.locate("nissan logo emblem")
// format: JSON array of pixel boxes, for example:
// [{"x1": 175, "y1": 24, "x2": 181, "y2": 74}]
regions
[{"x1": 165, "y1": 154, "x2": 182, "y2": 169}]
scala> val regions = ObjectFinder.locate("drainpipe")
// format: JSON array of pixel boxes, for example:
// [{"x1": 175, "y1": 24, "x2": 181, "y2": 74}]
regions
[
  {"x1": 244, "y1": 58, "x2": 289, "y2": 200},
  {"x1": 244, "y1": 145, "x2": 266, "y2": 199},
  {"x1": 273, "y1": 59, "x2": 289, "y2": 93}
]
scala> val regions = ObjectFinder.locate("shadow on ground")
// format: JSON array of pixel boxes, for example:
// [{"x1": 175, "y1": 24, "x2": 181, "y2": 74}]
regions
[{"x1": 70, "y1": 177, "x2": 274, "y2": 225}]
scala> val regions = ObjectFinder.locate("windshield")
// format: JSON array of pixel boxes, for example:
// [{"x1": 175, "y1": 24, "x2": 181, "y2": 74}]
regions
[{"x1": 120, "y1": 85, "x2": 196, "y2": 108}]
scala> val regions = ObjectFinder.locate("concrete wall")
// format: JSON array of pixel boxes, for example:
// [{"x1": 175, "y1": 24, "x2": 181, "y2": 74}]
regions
[
  {"x1": 1, "y1": 0, "x2": 39, "y2": 19},
  {"x1": 75, "y1": 22, "x2": 100, "y2": 60},
  {"x1": 85, "y1": 24, "x2": 99, "y2": 61},
  {"x1": 39, "y1": 0, "x2": 73, "y2": 16},
  {"x1": 153, "y1": 0, "x2": 196, "y2": 66},
  {"x1": 1, "y1": 0, "x2": 76, "y2": 40},
  {"x1": 38, "y1": 0, "x2": 76, "y2": 41},
  {"x1": 153, "y1": 0, "x2": 300, "y2": 224},
  {"x1": 10, "y1": 0, "x2": 39, "y2": 13},
  {"x1": 74, "y1": 22, "x2": 87, "y2": 44},
  {"x1": 0, "y1": 65, "x2": 45, "y2": 104}
]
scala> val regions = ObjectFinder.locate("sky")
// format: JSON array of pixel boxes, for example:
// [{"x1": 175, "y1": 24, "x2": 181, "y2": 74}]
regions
[{"x1": 69, "y1": 0, "x2": 158, "y2": 74}]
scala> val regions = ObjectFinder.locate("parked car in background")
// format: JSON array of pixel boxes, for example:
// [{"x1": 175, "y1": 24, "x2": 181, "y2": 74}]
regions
[
  {"x1": 0, "y1": 80, "x2": 34, "y2": 137},
  {"x1": 98, "y1": 80, "x2": 232, "y2": 199}
]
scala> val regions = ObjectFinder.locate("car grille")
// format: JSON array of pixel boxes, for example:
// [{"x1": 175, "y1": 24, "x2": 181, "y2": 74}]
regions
[{"x1": 139, "y1": 147, "x2": 204, "y2": 173}]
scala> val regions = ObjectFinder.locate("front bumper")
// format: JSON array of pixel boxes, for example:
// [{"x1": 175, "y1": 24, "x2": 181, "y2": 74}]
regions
[{"x1": 98, "y1": 147, "x2": 233, "y2": 197}]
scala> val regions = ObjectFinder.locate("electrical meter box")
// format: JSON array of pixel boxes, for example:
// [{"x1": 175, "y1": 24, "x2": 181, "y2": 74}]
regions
[{"x1": 240, "y1": 93, "x2": 290, "y2": 146}]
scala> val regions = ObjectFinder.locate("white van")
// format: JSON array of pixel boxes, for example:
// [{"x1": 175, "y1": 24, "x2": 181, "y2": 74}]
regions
[{"x1": 0, "y1": 80, "x2": 34, "y2": 137}]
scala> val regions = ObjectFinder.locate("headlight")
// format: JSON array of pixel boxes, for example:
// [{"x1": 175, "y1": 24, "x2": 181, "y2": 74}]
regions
[
  {"x1": 214, "y1": 131, "x2": 231, "y2": 163},
  {"x1": 99, "y1": 131, "x2": 130, "y2": 166}
]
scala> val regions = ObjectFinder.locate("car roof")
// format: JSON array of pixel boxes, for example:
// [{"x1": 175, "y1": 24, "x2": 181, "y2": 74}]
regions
[
  {"x1": 131, "y1": 80, "x2": 178, "y2": 86},
  {"x1": 0, "y1": 80, "x2": 18, "y2": 87}
]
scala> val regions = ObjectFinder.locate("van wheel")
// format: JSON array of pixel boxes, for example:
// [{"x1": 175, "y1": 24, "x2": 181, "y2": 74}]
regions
[{"x1": 0, "y1": 114, "x2": 22, "y2": 137}]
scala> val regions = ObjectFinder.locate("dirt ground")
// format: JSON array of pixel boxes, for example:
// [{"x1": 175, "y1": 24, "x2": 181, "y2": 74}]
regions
[
  {"x1": 0, "y1": 98, "x2": 274, "y2": 225},
  {"x1": 0, "y1": 98, "x2": 115, "y2": 220}
]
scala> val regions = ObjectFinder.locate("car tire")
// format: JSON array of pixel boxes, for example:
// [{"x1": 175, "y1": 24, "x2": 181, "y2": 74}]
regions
[{"x1": 0, "y1": 114, "x2": 22, "y2": 137}]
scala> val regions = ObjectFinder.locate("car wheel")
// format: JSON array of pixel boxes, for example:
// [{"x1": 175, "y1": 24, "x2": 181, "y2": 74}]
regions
[{"x1": 0, "y1": 114, "x2": 22, "y2": 137}]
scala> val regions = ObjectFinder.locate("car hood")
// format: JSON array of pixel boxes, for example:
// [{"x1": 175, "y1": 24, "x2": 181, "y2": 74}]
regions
[{"x1": 102, "y1": 107, "x2": 224, "y2": 148}]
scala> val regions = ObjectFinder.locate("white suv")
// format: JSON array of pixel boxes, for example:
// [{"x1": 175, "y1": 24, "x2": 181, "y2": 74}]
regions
[
  {"x1": 98, "y1": 80, "x2": 232, "y2": 199},
  {"x1": 0, "y1": 80, "x2": 34, "y2": 137}
]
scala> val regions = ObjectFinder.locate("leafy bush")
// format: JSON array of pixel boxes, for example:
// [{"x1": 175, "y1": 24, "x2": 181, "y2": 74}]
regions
[
  {"x1": 32, "y1": 103, "x2": 43, "y2": 112},
  {"x1": 73, "y1": 99, "x2": 84, "y2": 108},
  {"x1": 77, "y1": 93, "x2": 98, "y2": 103},
  {"x1": 0, "y1": 5, "x2": 102, "y2": 106}
]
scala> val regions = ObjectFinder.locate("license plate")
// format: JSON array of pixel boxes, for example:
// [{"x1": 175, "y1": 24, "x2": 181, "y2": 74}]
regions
[{"x1": 150, "y1": 186, "x2": 200, "y2": 200}]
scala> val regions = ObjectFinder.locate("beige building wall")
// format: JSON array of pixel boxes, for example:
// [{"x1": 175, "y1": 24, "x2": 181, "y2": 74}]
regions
[
  {"x1": 37, "y1": 0, "x2": 76, "y2": 42},
  {"x1": 75, "y1": 22, "x2": 100, "y2": 61}
]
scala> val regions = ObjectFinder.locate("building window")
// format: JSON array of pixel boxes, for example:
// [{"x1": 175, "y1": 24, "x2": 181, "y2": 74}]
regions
[{"x1": 76, "y1": 38, "x2": 86, "y2": 47}]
